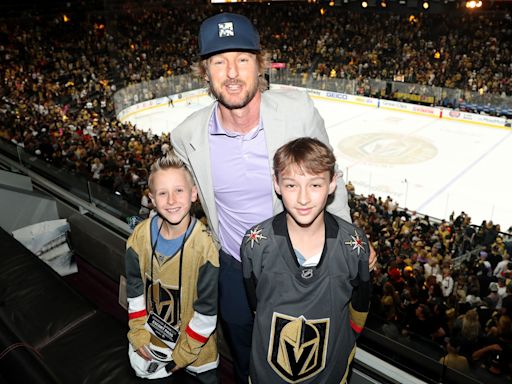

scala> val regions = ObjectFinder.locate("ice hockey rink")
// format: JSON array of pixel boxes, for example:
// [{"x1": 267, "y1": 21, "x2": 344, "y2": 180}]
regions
[{"x1": 123, "y1": 92, "x2": 512, "y2": 231}]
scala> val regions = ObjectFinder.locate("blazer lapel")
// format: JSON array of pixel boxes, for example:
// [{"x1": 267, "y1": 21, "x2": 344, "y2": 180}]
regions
[
  {"x1": 261, "y1": 93, "x2": 286, "y2": 215},
  {"x1": 186, "y1": 104, "x2": 219, "y2": 236}
]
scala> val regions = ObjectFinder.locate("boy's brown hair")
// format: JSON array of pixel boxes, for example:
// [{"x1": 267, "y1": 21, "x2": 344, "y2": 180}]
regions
[{"x1": 273, "y1": 137, "x2": 336, "y2": 180}]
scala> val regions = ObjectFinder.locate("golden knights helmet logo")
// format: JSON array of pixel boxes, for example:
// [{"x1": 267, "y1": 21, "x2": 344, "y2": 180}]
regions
[
  {"x1": 268, "y1": 313, "x2": 329, "y2": 383},
  {"x1": 145, "y1": 277, "x2": 180, "y2": 326}
]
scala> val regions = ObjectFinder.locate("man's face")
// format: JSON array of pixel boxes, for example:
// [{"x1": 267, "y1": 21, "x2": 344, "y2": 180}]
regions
[
  {"x1": 274, "y1": 166, "x2": 336, "y2": 229},
  {"x1": 205, "y1": 51, "x2": 259, "y2": 110}
]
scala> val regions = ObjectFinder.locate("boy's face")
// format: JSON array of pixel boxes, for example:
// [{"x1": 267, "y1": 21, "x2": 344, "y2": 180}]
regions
[
  {"x1": 274, "y1": 165, "x2": 336, "y2": 229},
  {"x1": 149, "y1": 168, "x2": 197, "y2": 228}
]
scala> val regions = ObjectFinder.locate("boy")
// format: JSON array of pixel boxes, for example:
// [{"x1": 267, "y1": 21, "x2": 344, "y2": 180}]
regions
[
  {"x1": 241, "y1": 138, "x2": 370, "y2": 383},
  {"x1": 125, "y1": 153, "x2": 219, "y2": 383}
]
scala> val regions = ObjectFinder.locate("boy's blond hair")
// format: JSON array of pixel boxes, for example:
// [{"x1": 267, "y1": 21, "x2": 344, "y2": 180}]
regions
[
  {"x1": 273, "y1": 137, "x2": 336, "y2": 180},
  {"x1": 148, "y1": 152, "x2": 195, "y2": 191}
]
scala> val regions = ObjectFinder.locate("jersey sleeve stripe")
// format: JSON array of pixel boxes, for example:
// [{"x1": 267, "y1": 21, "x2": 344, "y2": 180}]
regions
[
  {"x1": 127, "y1": 295, "x2": 146, "y2": 312},
  {"x1": 186, "y1": 325, "x2": 209, "y2": 343},
  {"x1": 188, "y1": 312, "x2": 217, "y2": 336},
  {"x1": 350, "y1": 319, "x2": 363, "y2": 334},
  {"x1": 128, "y1": 309, "x2": 147, "y2": 320}
]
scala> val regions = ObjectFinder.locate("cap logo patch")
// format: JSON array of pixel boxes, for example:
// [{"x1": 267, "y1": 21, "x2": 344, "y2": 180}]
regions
[{"x1": 218, "y1": 21, "x2": 235, "y2": 38}]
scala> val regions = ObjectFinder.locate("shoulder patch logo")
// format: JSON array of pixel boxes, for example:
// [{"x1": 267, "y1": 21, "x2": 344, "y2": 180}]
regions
[
  {"x1": 344, "y1": 230, "x2": 367, "y2": 255},
  {"x1": 268, "y1": 312, "x2": 329, "y2": 383},
  {"x1": 245, "y1": 225, "x2": 267, "y2": 249}
]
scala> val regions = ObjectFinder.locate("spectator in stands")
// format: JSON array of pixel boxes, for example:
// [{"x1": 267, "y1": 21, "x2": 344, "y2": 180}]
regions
[
  {"x1": 487, "y1": 282, "x2": 500, "y2": 309},
  {"x1": 381, "y1": 281, "x2": 400, "y2": 322},
  {"x1": 404, "y1": 303, "x2": 435, "y2": 340},
  {"x1": 440, "y1": 337, "x2": 470, "y2": 374},
  {"x1": 441, "y1": 267, "x2": 455, "y2": 298},
  {"x1": 424, "y1": 257, "x2": 441, "y2": 280},
  {"x1": 472, "y1": 314, "x2": 512, "y2": 375},
  {"x1": 90, "y1": 157, "x2": 104, "y2": 181},
  {"x1": 466, "y1": 274, "x2": 481, "y2": 297},
  {"x1": 138, "y1": 188, "x2": 153, "y2": 218},
  {"x1": 494, "y1": 254, "x2": 510, "y2": 277},
  {"x1": 452, "y1": 308, "x2": 481, "y2": 362},
  {"x1": 501, "y1": 283, "x2": 512, "y2": 316},
  {"x1": 496, "y1": 277, "x2": 508, "y2": 310}
]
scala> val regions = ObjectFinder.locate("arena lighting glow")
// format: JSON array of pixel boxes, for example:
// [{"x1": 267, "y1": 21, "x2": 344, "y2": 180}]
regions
[
  {"x1": 422, "y1": 1, "x2": 429, "y2": 9},
  {"x1": 329, "y1": 0, "x2": 335, "y2": 6},
  {"x1": 380, "y1": 0, "x2": 388, "y2": 8},
  {"x1": 361, "y1": 0, "x2": 368, "y2": 7},
  {"x1": 465, "y1": 0, "x2": 482, "y2": 8},
  {"x1": 320, "y1": 7, "x2": 327, "y2": 15}
]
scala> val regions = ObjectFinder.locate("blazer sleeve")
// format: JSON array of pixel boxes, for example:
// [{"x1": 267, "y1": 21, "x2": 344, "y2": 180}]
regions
[{"x1": 170, "y1": 123, "x2": 190, "y2": 168}]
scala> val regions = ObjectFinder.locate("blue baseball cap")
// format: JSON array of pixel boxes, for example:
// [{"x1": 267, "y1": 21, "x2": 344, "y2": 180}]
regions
[{"x1": 198, "y1": 13, "x2": 261, "y2": 58}]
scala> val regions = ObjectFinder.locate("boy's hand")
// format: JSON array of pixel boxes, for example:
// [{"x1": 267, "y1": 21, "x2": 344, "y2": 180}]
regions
[
  {"x1": 165, "y1": 360, "x2": 181, "y2": 374},
  {"x1": 170, "y1": 365, "x2": 181, "y2": 373},
  {"x1": 136, "y1": 345, "x2": 152, "y2": 361}
]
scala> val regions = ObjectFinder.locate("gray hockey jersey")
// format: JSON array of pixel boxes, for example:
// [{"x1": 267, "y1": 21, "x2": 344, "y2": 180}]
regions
[{"x1": 241, "y1": 211, "x2": 370, "y2": 384}]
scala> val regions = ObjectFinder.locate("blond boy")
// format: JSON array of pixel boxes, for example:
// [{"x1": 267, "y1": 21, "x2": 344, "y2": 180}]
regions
[{"x1": 125, "y1": 154, "x2": 219, "y2": 383}]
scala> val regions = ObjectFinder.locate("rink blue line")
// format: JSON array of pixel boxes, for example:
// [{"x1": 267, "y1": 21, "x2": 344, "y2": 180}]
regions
[{"x1": 417, "y1": 131, "x2": 512, "y2": 212}]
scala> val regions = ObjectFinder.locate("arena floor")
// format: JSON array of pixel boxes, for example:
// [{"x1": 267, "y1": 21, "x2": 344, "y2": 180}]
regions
[{"x1": 124, "y1": 92, "x2": 512, "y2": 231}]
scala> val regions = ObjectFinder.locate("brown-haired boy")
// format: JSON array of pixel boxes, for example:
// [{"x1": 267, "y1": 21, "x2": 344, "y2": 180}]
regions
[{"x1": 241, "y1": 137, "x2": 370, "y2": 383}]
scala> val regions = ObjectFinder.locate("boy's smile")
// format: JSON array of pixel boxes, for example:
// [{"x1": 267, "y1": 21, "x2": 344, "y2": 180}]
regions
[
  {"x1": 149, "y1": 167, "x2": 198, "y2": 236},
  {"x1": 274, "y1": 167, "x2": 336, "y2": 229}
]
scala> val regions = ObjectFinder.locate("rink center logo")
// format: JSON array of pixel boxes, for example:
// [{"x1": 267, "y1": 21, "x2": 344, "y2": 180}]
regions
[
  {"x1": 338, "y1": 132, "x2": 437, "y2": 165},
  {"x1": 268, "y1": 313, "x2": 329, "y2": 383}
]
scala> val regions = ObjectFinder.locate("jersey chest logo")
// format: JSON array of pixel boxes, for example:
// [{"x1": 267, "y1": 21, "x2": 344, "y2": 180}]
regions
[
  {"x1": 145, "y1": 277, "x2": 179, "y2": 327},
  {"x1": 268, "y1": 312, "x2": 329, "y2": 383}
]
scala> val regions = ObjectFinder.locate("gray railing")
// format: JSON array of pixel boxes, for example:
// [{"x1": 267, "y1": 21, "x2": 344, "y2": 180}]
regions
[{"x1": 113, "y1": 70, "x2": 512, "y2": 116}]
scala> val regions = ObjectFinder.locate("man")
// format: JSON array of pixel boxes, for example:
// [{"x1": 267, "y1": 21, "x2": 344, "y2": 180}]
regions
[{"x1": 171, "y1": 12, "x2": 375, "y2": 383}]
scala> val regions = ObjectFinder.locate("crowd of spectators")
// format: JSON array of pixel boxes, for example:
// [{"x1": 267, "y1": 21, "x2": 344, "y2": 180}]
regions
[
  {"x1": 1, "y1": 3, "x2": 511, "y2": 202},
  {"x1": 347, "y1": 185, "x2": 512, "y2": 378},
  {"x1": 1, "y1": 2, "x2": 512, "y2": 378}
]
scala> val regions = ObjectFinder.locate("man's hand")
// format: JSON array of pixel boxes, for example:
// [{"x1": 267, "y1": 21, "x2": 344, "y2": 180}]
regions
[{"x1": 369, "y1": 242, "x2": 377, "y2": 271}]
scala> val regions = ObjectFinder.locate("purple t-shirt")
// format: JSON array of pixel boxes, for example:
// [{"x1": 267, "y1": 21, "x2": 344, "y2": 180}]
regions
[{"x1": 209, "y1": 106, "x2": 273, "y2": 261}]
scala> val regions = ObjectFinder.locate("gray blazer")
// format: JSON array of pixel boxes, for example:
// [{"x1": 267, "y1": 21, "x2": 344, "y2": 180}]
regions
[{"x1": 171, "y1": 89, "x2": 351, "y2": 242}]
